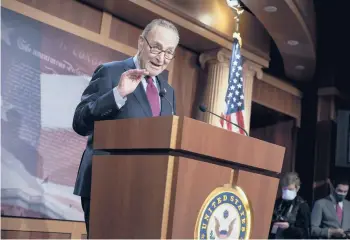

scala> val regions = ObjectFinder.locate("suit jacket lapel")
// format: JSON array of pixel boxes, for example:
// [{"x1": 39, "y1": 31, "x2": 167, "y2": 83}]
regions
[
  {"x1": 326, "y1": 195, "x2": 342, "y2": 227},
  {"x1": 123, "y1": 58, "x2": 152, "y2": 117},
  {"x1": 342, "y1": 200, "x2": 350, "y2": 229},
  {"x1": 326, "y1": 196, "x2": 340, "y2": 227}
]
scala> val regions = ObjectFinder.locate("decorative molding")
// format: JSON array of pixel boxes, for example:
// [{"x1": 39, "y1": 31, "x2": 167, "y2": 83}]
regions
[
  {"x1": 199, "y1": 48, "x2": 231, "y2": 69},
  {"x1": 199, "y1": 49, "x2": 302, "y2": 102},
  {"x1": 199, "y1": 49, "x2": 265, "y2": 83},
  {"x1": 261, "y1": 73, "x2": 303, "y2": 98},
  {"x1": 2, "y1": 0, "x2": 137, "y2": 56},
  {"x1": 318, "y1": 87, "x2": 340, "y2": 96},
  {"x1": 2, "y1": 217, "x2": 86, "y2": 239},
  {"x1": 253, "y1": 80, "x2": 302, "y2": 127},
  {"x1": 161, "y1": 156, "x2": 176, "y2": 239},
  {"x1": 100, "y1": 12, "x2": 112, "y2": 37},
  {"x1": 128, "y1": 0, "x2": 270, "y2": 68},
  {"x1": 198, "y1": 48, "x2": 260, "y2": 133},
  {"x1": 317, "y1": 86, "x2": 350, "y2": 100},
  {"x1": 243, "y1": 60, "x2": 263, "y2": 80},
  {"x1": 317, "y1": 95, "x2": 336, "y2": 122}
]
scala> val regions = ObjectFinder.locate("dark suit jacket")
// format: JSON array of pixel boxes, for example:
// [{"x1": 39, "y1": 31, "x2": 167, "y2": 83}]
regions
[
  {"x1": 72, "y1": 57, "x2": 176, "y2": 198},
  {"x1": 269, "y1": 196, "x2": 311, "y2": 239},
  {"x1": 311, "y1": 195, "x2": 350, "y2": 238}
]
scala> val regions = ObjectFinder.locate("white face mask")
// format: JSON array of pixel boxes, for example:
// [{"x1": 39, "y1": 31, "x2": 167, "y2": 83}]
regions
[{"x1": 282, "y1": 189, "x2": 297, "y2": 200}]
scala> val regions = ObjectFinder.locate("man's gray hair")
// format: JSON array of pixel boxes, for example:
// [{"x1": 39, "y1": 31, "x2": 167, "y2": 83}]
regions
[
  {"x1": 141, "y1": 19, "x2": 180, "y2": 41},
  {"x1": 280, "y1": 172, "x2": 301, "y2": 188}
]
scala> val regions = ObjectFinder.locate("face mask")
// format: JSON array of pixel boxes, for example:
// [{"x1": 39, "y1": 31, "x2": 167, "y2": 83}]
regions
[
  {"x1": 282, "y1": 189, "x2": 297, "y2": 201},
  {"x1": 334, "y1": 192, "x2": 347, "y2": 202}
]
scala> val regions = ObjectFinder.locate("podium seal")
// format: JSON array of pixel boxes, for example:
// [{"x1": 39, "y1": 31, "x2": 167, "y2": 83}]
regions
[{"x1": 194, "y1": 185, "x2": 252, "y2": 240}]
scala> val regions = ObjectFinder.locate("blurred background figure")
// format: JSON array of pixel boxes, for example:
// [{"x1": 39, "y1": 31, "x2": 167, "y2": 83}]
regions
[
  {"x1": 311, "y1": 177, "x2": 350, "y2": 239},
  {"x1": 269, "y1": 172, "x2": 310, "y2": 239}
]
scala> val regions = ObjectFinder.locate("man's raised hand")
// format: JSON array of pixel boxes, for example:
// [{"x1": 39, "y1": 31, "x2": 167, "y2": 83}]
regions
[{"x1": 117, "y1": 69, "x2": 149, "y2": 98}]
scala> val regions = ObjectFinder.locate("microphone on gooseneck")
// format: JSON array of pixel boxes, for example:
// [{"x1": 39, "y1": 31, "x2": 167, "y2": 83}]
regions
[
  {"x1": 198, "y1": 104, "x2": 249, "y2": 136},
  {"x1": 159, "y1": 88, "x2": 174, "y2": 115}
]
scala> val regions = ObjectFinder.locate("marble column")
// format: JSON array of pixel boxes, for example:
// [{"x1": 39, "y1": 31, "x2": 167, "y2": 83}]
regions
[
  {"x1": 199, "y1": 49, "x2": 230, "y2": 126},
  {"x1": 199, "y1": 48, "x2": 263, "y2": 134},
  {"x1": 242, "y1": 60, "x2": 263, "y2": 133}
]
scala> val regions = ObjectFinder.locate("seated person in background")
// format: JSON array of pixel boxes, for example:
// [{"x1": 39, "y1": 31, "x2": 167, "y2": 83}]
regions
[
  {"x1": 269, "y1": 172, "x2": 310, "y2": 239},
  {"x1": 311, "y1": 177, "x2": 350, "y2": 239}
]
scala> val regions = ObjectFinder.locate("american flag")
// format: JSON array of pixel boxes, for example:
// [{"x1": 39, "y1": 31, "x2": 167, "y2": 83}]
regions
[{"x1": 220, "y1": 37, "x2": 246, "y2": 134}]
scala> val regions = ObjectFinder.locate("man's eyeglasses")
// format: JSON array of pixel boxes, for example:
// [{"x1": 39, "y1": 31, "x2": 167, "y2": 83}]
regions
[{"x1": 143, "y1": 37, "x2": 175, "y2": 60}]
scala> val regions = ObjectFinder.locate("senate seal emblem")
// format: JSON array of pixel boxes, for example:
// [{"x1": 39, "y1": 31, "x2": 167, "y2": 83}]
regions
[{"x1": 194, "y1": 185, "x2": 252, "y2": 240}]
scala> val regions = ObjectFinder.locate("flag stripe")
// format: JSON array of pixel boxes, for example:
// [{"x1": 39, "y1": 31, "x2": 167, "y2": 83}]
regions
[{"x1": 236, "y1": 111, "x2": 245, "y2": 135}]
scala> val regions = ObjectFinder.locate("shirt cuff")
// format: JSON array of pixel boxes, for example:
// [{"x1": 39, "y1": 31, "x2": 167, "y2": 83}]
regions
[{"x1": 113, "y1": 87, "x2": 127, "y2": 109}]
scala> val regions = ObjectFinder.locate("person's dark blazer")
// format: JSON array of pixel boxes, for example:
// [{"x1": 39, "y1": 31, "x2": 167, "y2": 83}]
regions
[{"x1": 72, "y1": 57, "x2": 176, "y2": 198}]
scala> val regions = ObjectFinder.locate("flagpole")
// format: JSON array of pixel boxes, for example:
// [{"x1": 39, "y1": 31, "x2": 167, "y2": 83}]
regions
[
  {"x1": 228, "y1": 2, "x2": 244, "y2": 187},
  {"x1": 232, "y1": 4, "x2": 244, "y2": 47}
]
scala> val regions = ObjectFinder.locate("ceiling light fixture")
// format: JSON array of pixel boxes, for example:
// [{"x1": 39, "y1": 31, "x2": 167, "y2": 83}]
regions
[
  {"x1": 264, "y1": 6, "x2": 277, "y2": 12},
  {"x1": 287, "y1": 40, "x2": 299, "y2": 46}
]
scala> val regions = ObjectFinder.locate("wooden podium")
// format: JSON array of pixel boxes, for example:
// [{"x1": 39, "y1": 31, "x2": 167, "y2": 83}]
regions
[{"x1": 89, "y1": 116, "x2": 285, "y2": 239}]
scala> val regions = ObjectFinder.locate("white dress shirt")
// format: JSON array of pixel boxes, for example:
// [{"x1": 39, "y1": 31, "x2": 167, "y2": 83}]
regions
[
  {"x1": 113, "y1": 56, "x2": 160, "y2": 109},
  {"x1": 336, "y1": 201, "x2": 343, "y2": 209}
]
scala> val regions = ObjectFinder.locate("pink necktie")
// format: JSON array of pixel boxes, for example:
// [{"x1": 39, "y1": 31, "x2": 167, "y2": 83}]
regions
[
  {"x1": 336, "y1": 203, "x2": 343, "y2": 224},
  {"x1": 146, "y1": 76, "x2": 160, "y2": 116}
]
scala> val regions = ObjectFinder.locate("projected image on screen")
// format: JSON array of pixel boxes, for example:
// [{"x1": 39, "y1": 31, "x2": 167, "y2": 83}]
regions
[{"x1": 1, "y1": 8, "x2": 140, "y2": 221}]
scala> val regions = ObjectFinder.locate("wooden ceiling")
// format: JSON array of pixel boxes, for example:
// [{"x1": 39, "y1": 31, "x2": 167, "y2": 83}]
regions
[
  {"x1": 79, "y1": 0, "x2": 316, "y2": 82},
  {"x1": 241, "y1": 0, "x2": 316, "y2": 81}
]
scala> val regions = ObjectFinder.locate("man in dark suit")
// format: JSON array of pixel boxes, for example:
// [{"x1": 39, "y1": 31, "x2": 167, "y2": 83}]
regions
[
  {"x1": 311, "y1": 178, "x2": 350, "y2": 239},
  {"x1": 72, "y1": 19, "x2": 179, "y2": 237}
]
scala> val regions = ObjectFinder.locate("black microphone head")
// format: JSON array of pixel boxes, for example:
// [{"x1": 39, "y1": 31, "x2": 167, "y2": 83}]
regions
[
  {"x1": 199, "y1": 104, "x2": 207, "y2": 112},
  {"x1": 159, "y1": 89, "x2": 166, "y2": 97}
]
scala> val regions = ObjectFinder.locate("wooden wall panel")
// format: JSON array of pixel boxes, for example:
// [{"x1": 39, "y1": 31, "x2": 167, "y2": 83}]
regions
[
  {"x1": 1, "y1": 230, "x2": 71, "y2": 239},
  {"x1": 250, "y1": 120, "x2": 296, "y2": 175},
  {"x1": 1, "y1": 217, "x2": 85, "y2": 239},
  {"x1": 171, "y1": 47, "x2": 200, "y2": 117},
  {"x1": 253, "y1": 78, "x2": 301, "y2": 123},
  {"x1": 110, "y1": 17, "x2": 142, "y2": 49},
  {"x1": 17, "y1": 0, "x2": 102, "y2": 33}
]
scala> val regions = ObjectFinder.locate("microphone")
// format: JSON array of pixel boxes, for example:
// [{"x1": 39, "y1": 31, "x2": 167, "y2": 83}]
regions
[
  {"x1": 199, "y1": 104, "x2": 249, "y2": 136},
  {"x1": 159, "y1": 88, "x2": 174, "y2": 115}
]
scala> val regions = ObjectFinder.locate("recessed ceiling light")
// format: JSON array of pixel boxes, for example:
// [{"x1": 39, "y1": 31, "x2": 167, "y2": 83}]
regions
[
  {"x1": 295, "y1": 65, "x2": 305, "y2": 70},
  {"x1": 264, "y1": 6, "x2": 277, "y2": 12},
  {"x1": 287, "y1": 40, "x2": 299, "y2": 46}
]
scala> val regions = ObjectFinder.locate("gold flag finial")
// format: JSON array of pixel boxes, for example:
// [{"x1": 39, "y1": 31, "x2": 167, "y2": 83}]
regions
[
  {"x1": 232, "y1": 32, "x2": 242, "y2": 47},
  {"x1": 227, "y1": 0, "x2": 245, "y2": 47}
]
